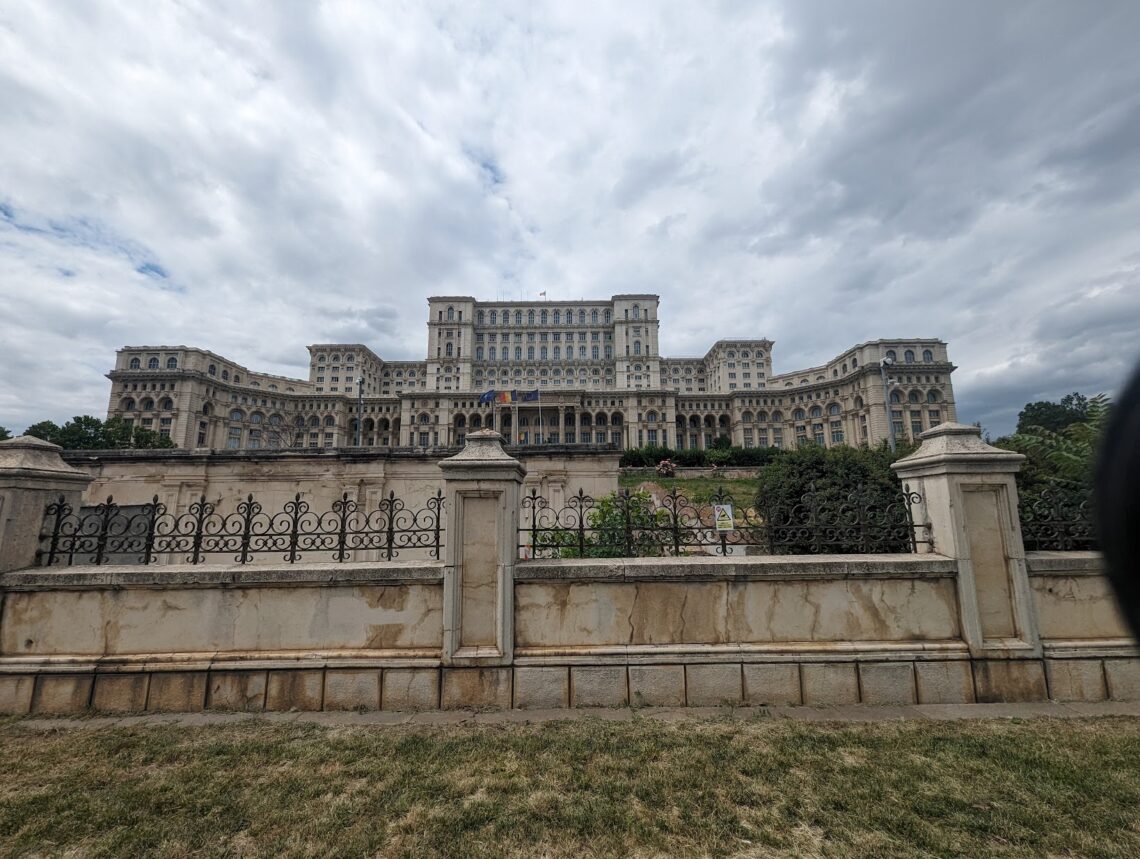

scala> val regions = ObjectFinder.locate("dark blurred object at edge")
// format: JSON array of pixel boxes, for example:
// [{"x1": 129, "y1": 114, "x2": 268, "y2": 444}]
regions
[{"x1": 1096, "y1": 361, "x2": 1140, "y2": 639}]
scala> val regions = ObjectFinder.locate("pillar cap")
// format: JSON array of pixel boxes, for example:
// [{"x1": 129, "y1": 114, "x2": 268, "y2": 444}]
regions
[
  {"x1": 891, "y1": 422, "x2": 1024, "y2": 475},
  {"x1": 0, "y1": 435, "x2": 93, "y2": 483},
  {"x1": 439, "y1": 429, "x2": 526, "y2": 477}
]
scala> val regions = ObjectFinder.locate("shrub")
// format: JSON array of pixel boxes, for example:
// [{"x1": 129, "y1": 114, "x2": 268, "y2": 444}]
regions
[{"x1": 534, "y1": 490, "x2": 669, "y2": 558}]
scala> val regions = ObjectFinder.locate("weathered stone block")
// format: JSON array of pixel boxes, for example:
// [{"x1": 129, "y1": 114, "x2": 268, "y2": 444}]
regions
[
  {"x1": 32, "y1": 674, "x2": 93, "y2": 714},
  {"x1": 1045, "y1": 659, "x2": 1106, "y2": 702},
  {"x1": 92, "y1": 674, "x2": 148, "y2": 712},
  {"x1": 1104, "y1": 659, "x2": 1140, "y2": 701},
  {"x1": 686, "y1": 664, "x2": 742, "y2": 706},
  {"x1": 0, "y1": 675, "x2": 35, "y2": 714},
  {"x1": 441, "y1": 668, "x2": 512, "y2": 709},
  {"x1": 973, "y1": 660, "x2": 1047, "y2": 703},
  {"x1": 570, "y1": 666, "x2": 627, "y2": 707},
  {"x1": 513, "y1": 667, "x2": 569, "y2": 709},
  {"x1": 629, "y1": 665, "x2": 685, "y2": 707},
  {"x1": 323, "y1": 670, "x2": 380, "y2": 710},
  {"x1": 382, "y1": 669, "x2": 439, "y2": 711},
  {"x1": 147, "y1": 673, "x2": 207, "y2": 712},
  {"x1": 207, "y1": 671, "x2": 267, "y2": 711},
  {"x1": 265, "y1": 670, "x2": 324, "y2": 711},
  {"x1": 743, "y1": 663, "x2": 801, "y2": 706},
  {"x1": 914, "y1": 661, "x2": 975, "y2": 704},
  {"x1": 858, "y1": 663, "x2": 916, "y2": 705},
  {"x1": 801, "y1": 663, "x2": 858, "y2": 705}
]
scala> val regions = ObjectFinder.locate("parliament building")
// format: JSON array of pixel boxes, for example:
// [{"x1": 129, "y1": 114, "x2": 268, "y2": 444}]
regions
[{"x1": 104, "y1": 295, "x2": 957, "y2": 452}]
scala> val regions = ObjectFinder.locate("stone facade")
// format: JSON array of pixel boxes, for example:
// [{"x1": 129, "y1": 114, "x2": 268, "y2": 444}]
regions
[{"x1": 104, "y1": 294, "x2": 956, "y2": 452}]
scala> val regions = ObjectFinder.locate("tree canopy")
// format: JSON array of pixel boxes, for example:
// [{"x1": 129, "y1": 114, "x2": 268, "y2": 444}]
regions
[
  {"x1": 1015, "y1": 392, "x2": 1090, "y2": 434},
  {"x1": 22, "y1": 416, "x2": 176, "y2": 450}
]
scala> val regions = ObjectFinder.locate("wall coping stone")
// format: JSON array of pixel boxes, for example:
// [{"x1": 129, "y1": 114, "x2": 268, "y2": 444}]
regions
[
  {"x1": 891, "y1": 422, "x2": 1025, "y2": 475},
  {"x1": 0, "y1": 435, "x2": 93, "y2": 485},
  {"x1": 0, "y1": 561, "x2": 444, "y2": 591},
  {"x1": 515, "y1": 553, "x2": 957, "y2": 582},
  {"x1": 1024, "y1": 551, "x2": 1103, "y2": 575}
]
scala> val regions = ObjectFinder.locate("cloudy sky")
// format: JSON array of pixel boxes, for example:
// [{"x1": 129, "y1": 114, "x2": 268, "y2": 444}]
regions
[{"x1": 2, "y1": 1, "x2": 1139, "y2": 437}]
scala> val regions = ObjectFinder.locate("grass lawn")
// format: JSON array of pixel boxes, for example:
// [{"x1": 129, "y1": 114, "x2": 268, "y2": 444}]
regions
[
  {"x1": 2, "y1": 715, "x2": 1139, "y2": 858},
  {"x1": 619, "y1": 473, "x2": 761, "y2": 509}
]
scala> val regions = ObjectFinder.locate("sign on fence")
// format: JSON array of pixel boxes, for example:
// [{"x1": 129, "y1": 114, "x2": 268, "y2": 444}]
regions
[{"x1": 713, "y1": 503, "x2": 734, "y2": 532}]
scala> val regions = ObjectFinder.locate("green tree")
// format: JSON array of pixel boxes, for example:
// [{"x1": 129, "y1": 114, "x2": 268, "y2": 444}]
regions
[
  {"x1": 1016, "y1": 392, "x2": 1090, "y2": 434},
  {"x1": 23, "y1": 420, "x2": 62, "y2": 444},
  {"x1": 0, "y1": 425, "x2": 11, "y2": 441},
  {"x1": 21, "y1": 416, "x2": 175, "y2": 450},
  {"x1": 1006, "y1": 394, "x2": 1110, "y2": 488}
]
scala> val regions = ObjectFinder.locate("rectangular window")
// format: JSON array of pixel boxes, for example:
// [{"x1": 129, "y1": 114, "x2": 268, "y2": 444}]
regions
[{"x1": 830, "y1": 421, "x2": 843, "y2": 444}]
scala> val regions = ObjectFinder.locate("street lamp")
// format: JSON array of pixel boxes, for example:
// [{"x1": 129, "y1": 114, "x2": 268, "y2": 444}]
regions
[
  {"x1": 880, "y1": 355, "x2": 897, "y2": 453},
  {"x1": 355, "y1": 376, "x2": 364, "y2": 447}
]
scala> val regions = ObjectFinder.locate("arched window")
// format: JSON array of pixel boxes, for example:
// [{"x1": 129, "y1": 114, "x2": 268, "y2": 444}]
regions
[
  {"x1": 540, "y1": 310, "x2": 548, "y2": 324},
  {"x1": 852, "y1": 357, "x2": 858, "y2": 368},
  {"x1": 741, "y1": 411, "x2": 753, "y2": 423},
  {"x1": 250, "y1": 412, "x2": 264, "y2": 424},
  {"x1": 927, "y1": 390, "x2": 941, "y2": 403},
  {"x1": 320, "y1": 415, "x2": 333, "y2": 427},
  {"x1": 166, "y1": 357, "x2": 178, "y2": 369},
  {"x1": 809, "y1": 405, "x2": 822, "y2": 419},
  {"x1": 633, "y1": 341, "x2": 642, "y2": 355},
  {"x1": 308, "y1": 416, "x2": 320, "y2": 428},
  {"x1": 771, "y1": 411, "x2": 783, "y2": 422},
  {"x1": 269, "y1": 414, "x2": 283, "y2": 425},
  {"x1": 646, "y1": 411, "x2": 658, "y2": 422},
  {"x1": 528, "y1": 346, "x2": 535, "y2": 360},
  {"x1": 565, "y1": 312, "x2": 573, "y2": 326},
  {"x1": 221, "y1": 370, "x2": 230, "y2": 381},
  {"x1": 604, "y1": 310, "x2": 612, "y2": 323},
  {"x1": 885, "y1": 350, "x2": 897, "y2": 362},
  {"x1": 489, "y1": 346, "x2": 496, "y2": 360},
  {"x1": 591, "y1": 309, "x2": 598, "y2": 323},
  {"x1": 904, "y1": 350, "x2": 915, "y2": 363},
  {"x1": 515, "y1": 347, "x2": 522, "y2": 361},
  {"x1": 827, "y1": 403, "x2": 841, "y2": 416},
  {"x1": 540, "y1": 346, "x2": 548, "y2": 359},
  {"x1": 632, "y1": 305, "x2": 640, "y2": 319},
  {"x1": 229, "y1": 409, "x2": 244, "y2": 421},
  {"x1": 553, "y1": 346, "x2": 560, "y2": 360},
  {"x1": 591, "y1": 346, "x2": 599, "y2": 359},
  {"x1": 122, "y1": 398, "x2": 136, "y2": 411},
  {"x1": 578, "y1": 345, "x2": 586, "y2": 359},
  {"x1": 757, "y1": 411, "x2": 768, "y2": 423},
  {"x1": 233, "y1": 374, "x2": 241, "y2": 383},
  {"x1": 854, "y1": 396, "x2": 864, "y2": 409},
  {"x1": 553, "y1": 310, "x2": 561, "y2": 324},
  {"x1": 528, "y1": 310, "x2": 535, "y2": 325},
  {"x1": 477, "y1": 310, "x2": 485, "y2": 324},
  {"x1": 129, "y1": 357, "x2": 141, "y2": 369},
  {"x1": 147, "y1": 357, "x2": 159, "y2": 369},
  {"x1": 446, "y1": 342, "x2": 454, "y2": 357},
  {"x1": 908, "y1": 390, "x2": 921, "y2": 403},
  {"x1": 331, "y1": 354, "x2": 340, "y2": 363},
  {"x1": 490, "y1": 310, "x2": 497, "y2": 325},
  {"x1": 418, "y1": 413, "x2": 430, "y2": 425},
  {"x1": 515, "y1": 311, "x2": 522, "y2": 325},
  {"x1": 793, "y1": 409, "x2": 806, "y2": 421},
  {"x1": 317, "y1": 354, "x2": 327, "y2": 363},
  {"x1": 578, "y1": 310, "x2": 585, "y2": 324},
  {"x1": 202, "y1": 403, "x2": 212, "y2": 416},
  {"x1": 476, "y1": 346, "x2": 484, "y2": 360},
  {"x1": 160, "y1": 397, "x2": 174, "y2": 411},
  {"x1": 447, "y1": 306, "x2": 454, "y2": 321},
  {"x1": 923, "y1": 349, "x2": 934, "y2": 363},
  {"x1": 889, "y1": 391, "x2": 902, "y2": 404}
]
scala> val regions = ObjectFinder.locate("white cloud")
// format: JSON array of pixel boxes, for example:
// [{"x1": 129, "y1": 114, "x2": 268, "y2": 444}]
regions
[{"x1": 1, "y1": 0, "x2": 1139, "y2": 435}]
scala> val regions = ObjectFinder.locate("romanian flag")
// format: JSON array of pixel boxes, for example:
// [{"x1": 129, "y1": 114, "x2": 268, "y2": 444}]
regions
[{"x1": 495, "y1": 390, "x2": 515, "y2": 404}]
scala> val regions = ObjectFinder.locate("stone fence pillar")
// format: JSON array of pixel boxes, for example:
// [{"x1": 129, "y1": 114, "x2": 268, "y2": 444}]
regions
[
  {"x1": 0, "y1": 436, "x2": 93, "y2": 574},
  {"x1": 438, "y1": 430, "x2": 525, "y2": 666},
  {"x1": 892, "y1": 423, "x2": 1041, "y2": 661}
]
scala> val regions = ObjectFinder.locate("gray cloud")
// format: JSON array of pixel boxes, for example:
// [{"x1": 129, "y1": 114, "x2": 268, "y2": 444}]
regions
[{"x1": 1, "y1": 0, "x2": 1138, "y2": 438}]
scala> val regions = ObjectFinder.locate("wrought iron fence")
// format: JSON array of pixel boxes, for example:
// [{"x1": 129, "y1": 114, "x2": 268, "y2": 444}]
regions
[
  {"x1": 519, "y1": 485, "x2": 930, "y2": 558},
  {"x1": 37, "y1": 490, "x2": 445, "y2": 567},
  {"x1": 1019, "y1": 487, "x2": 1097, "y2": 551}
]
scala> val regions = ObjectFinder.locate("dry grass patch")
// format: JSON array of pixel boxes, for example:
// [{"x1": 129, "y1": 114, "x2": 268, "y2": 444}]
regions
[{"x1": 1, "y1": 715, "x2": 1138, "y2": 857}]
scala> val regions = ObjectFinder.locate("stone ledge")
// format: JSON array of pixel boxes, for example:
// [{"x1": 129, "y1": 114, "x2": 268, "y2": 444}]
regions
[
  {"x1": 0, "y1": 561, "x2": 445, "y2": 590},
  {"x1": 516, "y1": 554, "x2": 958, "y2": 582},
  {"x1": 1025, "y1": 551, "x2": 1104, "y2": 576}
]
